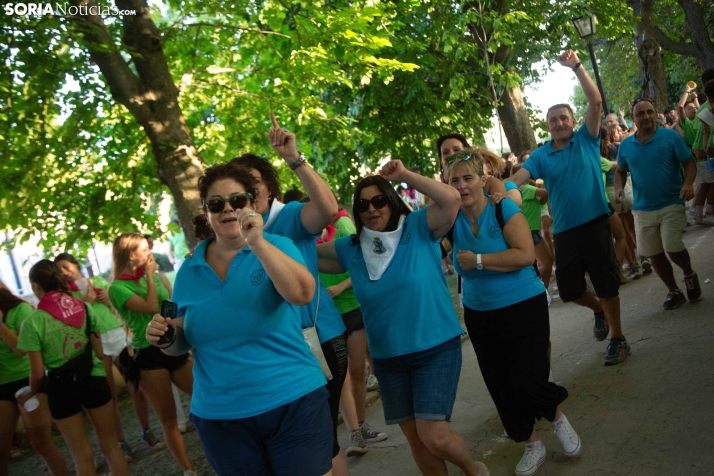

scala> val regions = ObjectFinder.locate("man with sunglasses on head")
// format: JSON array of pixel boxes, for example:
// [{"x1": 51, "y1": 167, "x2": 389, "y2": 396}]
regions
[
  {"x1": 614, "y1": 99, "x2": 701, "y2": 311},
  {"x1": 508, "y1": 50, "x2": 630, "y2": 366}
]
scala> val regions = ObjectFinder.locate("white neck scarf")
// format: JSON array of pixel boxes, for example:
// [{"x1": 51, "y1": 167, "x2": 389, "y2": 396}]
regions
[
  {"x1": 263, "y1": 199, "x2": 285, "y2": 231},
  {"x1": 360, "y1": 215, "x2": 406, "y2": 280}
]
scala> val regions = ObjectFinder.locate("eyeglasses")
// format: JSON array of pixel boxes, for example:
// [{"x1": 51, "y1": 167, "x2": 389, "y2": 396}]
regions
[
  {"x1": 203, "y1": 193, "x2": 253, "y2": 213},
  {"x1": 354, "y1": 194, "x2": 389, "y2": 213},
  {"x1": 444, "y1": 149, "x2": 477, "y2": 166}
]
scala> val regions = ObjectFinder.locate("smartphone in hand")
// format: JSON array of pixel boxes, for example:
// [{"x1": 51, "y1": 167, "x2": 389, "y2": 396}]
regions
[{"x1": 157, "y1": 300, "x2": 177, "y2": 345}]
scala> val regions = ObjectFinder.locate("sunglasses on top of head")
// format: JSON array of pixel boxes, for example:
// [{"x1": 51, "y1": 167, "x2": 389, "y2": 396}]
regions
[
  {"x1": 203, "y1": 192, "x2": 253, "y2": 214},
  {"x1": 444, "y1": 149, "x2": 477, "y2": 166},
  {"x1": 354, "y1": 194, "x2": 389, "y2": 213}
]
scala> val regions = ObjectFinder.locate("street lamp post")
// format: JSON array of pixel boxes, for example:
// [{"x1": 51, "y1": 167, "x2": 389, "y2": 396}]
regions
[{"x1": 571, "y1": 13, "x2": 610, "y2": 117}]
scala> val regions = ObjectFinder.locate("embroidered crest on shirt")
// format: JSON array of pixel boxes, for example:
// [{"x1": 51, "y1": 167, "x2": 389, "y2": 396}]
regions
[
  {"x1": 372, "y1": 237, "x2": 386, "y2": 254},
  {"x1": 250, "y1": 270, "x2": 266, "y2": 286},
  {"x1": 489, "y1": 226, "x2": 502, "y2": 239},
  {"x1": 399, "y1": 232, "x2": 411, "y2": 245}
]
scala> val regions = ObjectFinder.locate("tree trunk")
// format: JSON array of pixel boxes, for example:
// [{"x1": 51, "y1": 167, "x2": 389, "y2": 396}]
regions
[
  {"x1": 677, "y1": 0, "x2": 714, "y2": 70},
  {"x1": 72, "y1": 0, "x2": 203, "y2": 249},
  {"x1": 496, "y1": 85, "x2": 538, "y2": 155},
  {"x1": 629, "y1": 0, "x2": 668, "y2": 112}
]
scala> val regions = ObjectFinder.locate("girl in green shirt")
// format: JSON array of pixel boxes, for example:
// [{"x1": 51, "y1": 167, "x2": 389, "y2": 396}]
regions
[
  {"x1": 0, "y1": 285, "x2": 67, "y2": 476},
  {"x1": 17, "y1": 261, "x2": 130, "y2": 476},
  {"x1": 109, "y1": 233, "x2": 195, "y2": 475}
]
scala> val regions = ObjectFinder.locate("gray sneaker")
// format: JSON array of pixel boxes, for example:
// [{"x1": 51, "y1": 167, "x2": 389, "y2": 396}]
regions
[
  {"x1": 118, "y1": 440, "x2": 134, "y2": 463},
  {"x1": 142, "y1": 429, "x2": 164, "y2": 449},
  {"x1": 360, "y1": 421, "x2": 388, "y2": 443},
  {"x1": 366, "y1": 374, "x2": 379, "y2": 392},
  {"x1": 345, "y1": 429, "x2": 368, "y2": 457}
]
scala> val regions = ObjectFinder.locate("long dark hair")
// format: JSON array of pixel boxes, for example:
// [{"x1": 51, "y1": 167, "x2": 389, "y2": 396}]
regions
[
  {"x1": 194, "y1": 163, "x2": 259, "y2": 240},
  {"x1": 0, "y1": 289, "x2": 27, "y2": 322},
  {"x1": 351, "y1": 175, "x2": 411, "y2": 244},
  {"x1": 29, "y1": 260, "x2": 70, "y2": 295}
]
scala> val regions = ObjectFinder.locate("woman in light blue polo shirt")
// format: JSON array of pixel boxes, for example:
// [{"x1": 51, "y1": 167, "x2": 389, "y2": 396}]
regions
[
  {"x1": 444, "y1": 150, "x2": 581, "y2": 476},
  {"x1": 318, "y1": 160, "x2": 488, "y2": 476},
  {"x1": 146, "y1": 164, "x2": 332, "y2": 476}
]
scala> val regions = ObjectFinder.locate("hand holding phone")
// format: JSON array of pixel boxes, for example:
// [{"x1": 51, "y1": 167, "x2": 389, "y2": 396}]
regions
[{"x1": 157, "y1": 300, "x2": 177, "y2": 345}]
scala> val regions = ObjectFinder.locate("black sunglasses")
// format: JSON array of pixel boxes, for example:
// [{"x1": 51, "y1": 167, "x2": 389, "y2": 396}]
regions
[
  {"x1": 444, "y1": 149, "x2": 477, "y2": 166},
  {"x1": 355, "y1": 194, "x2": 389, "y2": 213},
  {"x1": 203, "y1": 193, "x2": 253, "y2": 214}
]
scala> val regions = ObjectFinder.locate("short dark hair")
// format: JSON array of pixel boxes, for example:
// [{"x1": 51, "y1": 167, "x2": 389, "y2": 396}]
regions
[
  {"x1": 546, "y1": 104, "x2": 574, "y2": 120},
  {"x1": 351, "y1": 175, "x2": 411, "y2": 243},
  {"x1": 283, "y1": 188, "x2": 306, "y2": 204},
  {"x1": 54, "y1": 252, "x2": 81, "y2": 269},
  {"x1": 436, "y1": 133, "x2": 470, "y2": 159},
  {"x1": 228, "y1": 154, "x2": 282, "y2": 204},
  {"x1": 516, "y1": 150, "x2": 531, "y2": 164}
]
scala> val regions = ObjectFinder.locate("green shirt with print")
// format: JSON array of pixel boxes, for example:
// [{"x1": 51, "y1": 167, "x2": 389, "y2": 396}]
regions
[
  {"x1": 109, "y1": 274, "x2": 170, "y2": 350},
  {"x1": 520, "y1": 185, "x2": 543, "y2": 231},
  {"x1": 319, "y1": 216, "x2": 360, "y2": 315},
  {"x1": 0, "y1": 303, "x2": 33, "y2": 384},
  {"x1": 17, "y1": 305, "x2": 105, "y2": 377}
]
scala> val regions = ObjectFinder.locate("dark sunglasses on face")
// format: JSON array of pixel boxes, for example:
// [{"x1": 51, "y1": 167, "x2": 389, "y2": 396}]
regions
[
  {"x1": 355, "y1": 194, "x2": 389, "y2": 213},
  {"x1": 203, "y1": 192, "x2": 253, "y2": 213}
]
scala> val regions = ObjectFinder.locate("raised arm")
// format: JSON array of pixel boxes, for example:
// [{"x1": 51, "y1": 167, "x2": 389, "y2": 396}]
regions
[
  {"x1": 557, "y1": 50, "x2": 602, "y2": 137},
  {"x1": 678, "y1": 85, "x2": 693, "y2": 125},
  {"x1": 122, "y1": 257, "x2": 160, "y2": 315},
  {"x1": 380, "y1": 160, "x2": 460, "y2": 238},
  {"x1": 268, "y1": 112, "x2": 338, "y2": 235},
  {"x1": 506, "y1": 167, "x2": 532, "y2": 187}
]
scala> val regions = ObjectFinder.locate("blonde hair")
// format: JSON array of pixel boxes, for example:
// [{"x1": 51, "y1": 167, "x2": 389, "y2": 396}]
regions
[
  {"x1": 479, "y1": 148, "x2": 506, "y2": 178},
  {"x1": 112, "y1": 233, "x2": 147, "y2": 280},
  {"x1": 444, "y1": 150, "x2": 485, "y2": 184}
]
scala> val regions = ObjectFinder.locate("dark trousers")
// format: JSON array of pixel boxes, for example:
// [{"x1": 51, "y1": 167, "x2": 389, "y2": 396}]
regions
[
  {"x1": 464, "y1": 293, "x2": 568, "y2": 442},
  {"x1": 321, "y1": 334, "x2": 347, "y2": 457}
]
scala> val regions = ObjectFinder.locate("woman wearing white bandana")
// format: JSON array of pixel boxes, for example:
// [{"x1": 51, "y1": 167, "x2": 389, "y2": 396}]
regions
[{"x1": 318, "y1": 160, "x2": 488, "y2": 476}]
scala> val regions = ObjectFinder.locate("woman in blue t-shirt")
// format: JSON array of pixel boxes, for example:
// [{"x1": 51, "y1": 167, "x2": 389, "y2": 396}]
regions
[
  {"x1": 146, "y1": 164, "x2": 333, "y2": 476},
  {"x1": 318, "y1": 160, "x2": 488, "y2": 476},
  {"x1": 444, "y1": 150, "x2": 581, "y2": 476}
]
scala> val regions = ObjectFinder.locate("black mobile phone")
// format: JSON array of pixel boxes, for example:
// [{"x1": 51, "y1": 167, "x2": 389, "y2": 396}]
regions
[{"x1": 157, "y1": 300, "x2": 177, "y2": 345}]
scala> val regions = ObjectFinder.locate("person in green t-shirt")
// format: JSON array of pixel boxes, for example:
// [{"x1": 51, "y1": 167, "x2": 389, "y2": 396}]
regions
[
  {"x1": 513, "y1": 164, "x2": 554, "y2": 289},
  {"x1": 109, "y1": 233, "x2": 195, "y2": 474},
  {"x1": 168, "y1": 219, "x2": 190, "y2": 271},
  {"x1": 55, "y1": 252, "x2": 139, "y2": 460},
  {"x1": 0, "y1": 287, "x2": 67, "y2": 476},
  {"x1": 318, "y1": 209, "x2": 388, "y2": 454},
  {"x1": 17, "y1": 260, "x2": 130, "y2": 476},
  {"x1": 688, "y1": 71, "x2": 714, "y2": 225}
]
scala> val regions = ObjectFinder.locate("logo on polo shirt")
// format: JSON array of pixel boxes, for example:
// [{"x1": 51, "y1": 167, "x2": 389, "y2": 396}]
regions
[
  {"x1": 489, "y1": 226, "x2": 502, "y2": 239},
  {"x1": 250, "y1": 269, "x2": 266, "y2": 286},
  {"x1": 399, "y1": 232, "x2": 411, "y2": 245}
]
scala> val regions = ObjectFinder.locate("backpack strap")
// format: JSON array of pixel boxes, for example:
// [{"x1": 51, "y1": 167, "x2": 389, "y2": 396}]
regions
[{"x1": 495, "y1": 200, "x2": 505, "y2": 231}]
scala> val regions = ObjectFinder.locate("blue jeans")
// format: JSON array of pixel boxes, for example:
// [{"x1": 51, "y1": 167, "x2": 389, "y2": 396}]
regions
[{"x1": 373, "y1": 336, "x2": 462, "y2": 425}]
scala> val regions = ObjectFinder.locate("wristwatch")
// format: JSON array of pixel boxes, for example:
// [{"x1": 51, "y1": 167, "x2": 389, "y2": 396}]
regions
[
  {"x1": 476, "y1": 254, "x2": 483, "y2": 270},
  {"x1": 288, "y1": 152, "x2": 307, "y2": 170}
]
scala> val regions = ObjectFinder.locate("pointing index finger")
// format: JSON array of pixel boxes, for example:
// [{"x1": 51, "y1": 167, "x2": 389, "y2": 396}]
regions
[{"x1": 270, "y1": 111, "x2": 279, "y2": 129}]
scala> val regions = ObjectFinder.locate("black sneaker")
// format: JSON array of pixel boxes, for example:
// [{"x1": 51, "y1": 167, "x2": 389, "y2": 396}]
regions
[
  {"x1": 663, "y1": 289, "x2": 686, "y2": 310},
  {"x1": 683, "y1": 273, "x2": 702, "y2": 302},
  {"x1": 640, "y1": 258, "x2": 652, "y2": 274},
  {"x1": 142, "y1": 429, "x2": 164, "y2": 449}
]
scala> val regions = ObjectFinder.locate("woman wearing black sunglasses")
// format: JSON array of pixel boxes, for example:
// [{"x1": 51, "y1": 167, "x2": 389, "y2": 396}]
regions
[
  {"x1": 146, "y1": 164, "x2": 333, "y2": 476},
  {"x1": 318, "y1": 160, "x2": 488, "y2": 476}
]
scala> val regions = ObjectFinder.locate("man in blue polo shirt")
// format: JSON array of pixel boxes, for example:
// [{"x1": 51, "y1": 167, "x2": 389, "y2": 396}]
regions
[
  {"x1": 615, "y1": 98, "x2": 701, "y2": 310},
  {"x1": 509, "y1": 50, "x2": 629, "y2": 366}
]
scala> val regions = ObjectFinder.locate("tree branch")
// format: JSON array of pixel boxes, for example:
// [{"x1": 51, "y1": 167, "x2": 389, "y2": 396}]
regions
[
  {"x1": 168, "y1": 22, "x2": 290, "y2": 38},
  {"x1": 653, "y1": 26, "x2": 696, "y2": 57}
]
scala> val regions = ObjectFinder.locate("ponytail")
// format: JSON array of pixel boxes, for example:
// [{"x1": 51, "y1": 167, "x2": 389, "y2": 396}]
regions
[{"x1": 28, "y1": 260, "x2": 70, "y2": 294}]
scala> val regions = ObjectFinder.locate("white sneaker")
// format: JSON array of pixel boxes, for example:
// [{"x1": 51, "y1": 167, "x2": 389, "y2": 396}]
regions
[
  {"x1": 551, "y1": 414, "x2": 581, "y2": 457},
  {"x1": 515, "y1": 442, "x2": 546, "y2": 476},
  {"x1": 366, "y1": 373, "x2": 379, "y2": 392}
]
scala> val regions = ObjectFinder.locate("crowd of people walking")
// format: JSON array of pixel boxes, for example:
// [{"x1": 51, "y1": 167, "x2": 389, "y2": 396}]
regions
[{"x1": 1, "y1": 51, "x2": 713, "y2": 476}]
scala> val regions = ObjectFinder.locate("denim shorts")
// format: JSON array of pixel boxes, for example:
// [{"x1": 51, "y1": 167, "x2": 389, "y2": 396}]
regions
[
  {"x1": 190, "y1": 387, "x2": 333, "y2": 476},
  {"x1": 706, "y1": 157, "x2": 714, "y2": 175},
  {"x1": 372, "y1": 336, "x2": 462, "y2": 425}
]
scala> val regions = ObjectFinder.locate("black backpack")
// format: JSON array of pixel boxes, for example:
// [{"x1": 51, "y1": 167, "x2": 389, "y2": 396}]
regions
[{"x1": 445, "y1": 200, "x2": 505, "y2": 245}]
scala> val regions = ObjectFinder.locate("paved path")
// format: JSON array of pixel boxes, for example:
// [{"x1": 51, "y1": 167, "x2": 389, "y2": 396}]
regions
[{"x1": 339, "y1": 225, "x2": 714, "y2": 476}]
